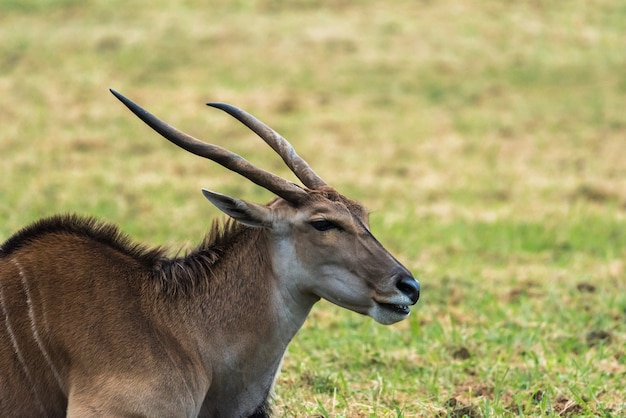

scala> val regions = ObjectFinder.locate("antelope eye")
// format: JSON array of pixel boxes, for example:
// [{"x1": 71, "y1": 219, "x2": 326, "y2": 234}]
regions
[{"x1": 309, "y1": 220, "x2": 341, "y2": 232}]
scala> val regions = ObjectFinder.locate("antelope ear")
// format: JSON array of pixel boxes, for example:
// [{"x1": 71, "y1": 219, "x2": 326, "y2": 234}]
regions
[{"x1": 201, "y1": 189, "x2": 273, "y2": 228}]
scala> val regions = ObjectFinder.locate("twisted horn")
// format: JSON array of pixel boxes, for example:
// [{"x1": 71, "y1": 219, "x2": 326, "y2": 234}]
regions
[
  {"x1": 110, "y1": 89, "x2": 307, "y2": 203},
  {"x1": 207, "y1": 102, "x2": 326, "y2": 190}
]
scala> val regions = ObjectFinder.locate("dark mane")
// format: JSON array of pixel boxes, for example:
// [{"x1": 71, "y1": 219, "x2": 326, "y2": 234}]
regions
[
  {"x1": 1, "y1": 214, "x2": 266, "y2": 299},
  {"x1": 153, "y1": 219, "x2": 267, "y2": 299},
  {"x1": 0, "y1": 215, "x2": 166, "y2": 268}
]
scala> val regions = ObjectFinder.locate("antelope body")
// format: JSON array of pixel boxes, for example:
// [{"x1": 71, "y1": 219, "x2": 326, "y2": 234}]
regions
[{"x1": 0, "y1": 90, "x2": 420, "y2": 417}]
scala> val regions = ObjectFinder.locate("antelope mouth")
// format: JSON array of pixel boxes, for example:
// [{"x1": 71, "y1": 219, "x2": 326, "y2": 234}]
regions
[{"x1": 378, "y1": 302, "x2": 410, "y2": 316}]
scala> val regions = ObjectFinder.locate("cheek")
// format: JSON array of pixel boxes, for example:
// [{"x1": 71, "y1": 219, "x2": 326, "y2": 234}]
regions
[
  {"x1": 294, "y1": 234, "x2": 351, "y2": 269},
  {"x1": 293, "y1": 235, "x2": 380, "y2": 291}
]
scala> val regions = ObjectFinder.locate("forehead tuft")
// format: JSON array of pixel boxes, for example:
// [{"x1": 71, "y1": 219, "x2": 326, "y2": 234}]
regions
[{"x1": 306, "y1": 187, "x2": 367, "y2": 218}]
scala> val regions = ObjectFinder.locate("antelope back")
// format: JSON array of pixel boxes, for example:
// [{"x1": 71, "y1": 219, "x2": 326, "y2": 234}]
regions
[{"x1": 0, "y1": 216, "x2": 194, "y2": 416}]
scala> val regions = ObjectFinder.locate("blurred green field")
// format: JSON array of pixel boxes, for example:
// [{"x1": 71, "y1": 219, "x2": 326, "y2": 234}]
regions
[{"x1": 1, "y1": 1, "x2": 625, "y2": 416}]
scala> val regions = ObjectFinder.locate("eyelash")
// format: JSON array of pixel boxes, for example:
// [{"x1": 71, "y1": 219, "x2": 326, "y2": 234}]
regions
[{"x1": 309, "y1": 220, "x2": 342, "y2": 232}]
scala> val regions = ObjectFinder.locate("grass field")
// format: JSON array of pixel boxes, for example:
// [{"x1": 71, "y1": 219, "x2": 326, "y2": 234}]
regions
[{"x1": 1, "y1": 0, "x2": 625, "y2": 416}]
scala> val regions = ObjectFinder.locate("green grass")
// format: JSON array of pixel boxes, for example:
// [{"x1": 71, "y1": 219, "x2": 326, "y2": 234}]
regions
[{"x1": 1, "y1": 0, "x2": 625, "y2": 416}]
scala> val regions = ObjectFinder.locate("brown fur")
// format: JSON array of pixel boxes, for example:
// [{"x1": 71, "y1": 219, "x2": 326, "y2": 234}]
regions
[
  {"x1": 0, "y1": 214, "x2": 274, "y2": 417},
  {"x1": 0, "y1": 214, "x2": 165, "y2": 264},
  {"x1": 1, "y1": 214, "x2": 267, "y2": 300}
]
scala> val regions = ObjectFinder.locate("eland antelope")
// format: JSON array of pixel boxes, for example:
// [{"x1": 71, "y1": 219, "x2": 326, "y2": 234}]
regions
[{"x1": 0, "y1": 90, "x2": 420, "y2": 417}]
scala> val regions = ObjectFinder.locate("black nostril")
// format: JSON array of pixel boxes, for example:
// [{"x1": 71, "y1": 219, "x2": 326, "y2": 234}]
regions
[{"x1": 396, "y1": 275, "x2": 420, "y2": 304}]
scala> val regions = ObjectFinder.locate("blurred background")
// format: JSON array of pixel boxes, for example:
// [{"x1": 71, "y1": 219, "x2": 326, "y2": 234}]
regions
[{"x1": 1, "y1": 1, "x2": 625, "y2": 416}]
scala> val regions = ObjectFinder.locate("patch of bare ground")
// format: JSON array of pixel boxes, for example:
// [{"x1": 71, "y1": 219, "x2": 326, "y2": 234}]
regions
[
  {"x1": 438, "y1": 397, "x2": 482, "y2": 418},
  {"x1": 441, "y1": 379, "x2": 611, "y2": 417},
  {"x1": 553, "y1": 395, "x2": 584, "y2": 416}
]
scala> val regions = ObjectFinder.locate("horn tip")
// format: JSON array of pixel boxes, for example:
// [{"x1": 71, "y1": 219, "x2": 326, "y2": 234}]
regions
[
  {"x1": 109, "y1": 88, "x2": 132, "y2": 107},
  {"x1": 206, "y1": 102, "x2": 240, "y2": 114}
]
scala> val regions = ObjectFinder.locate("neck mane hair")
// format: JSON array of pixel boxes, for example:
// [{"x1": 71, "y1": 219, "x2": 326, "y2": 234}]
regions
[
  {"x1": 154, "y1": 219, "x2": 269, "y2": 300},
  {"x1": 0, "y1": 214, "x2": 267, "y2": 300}
]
